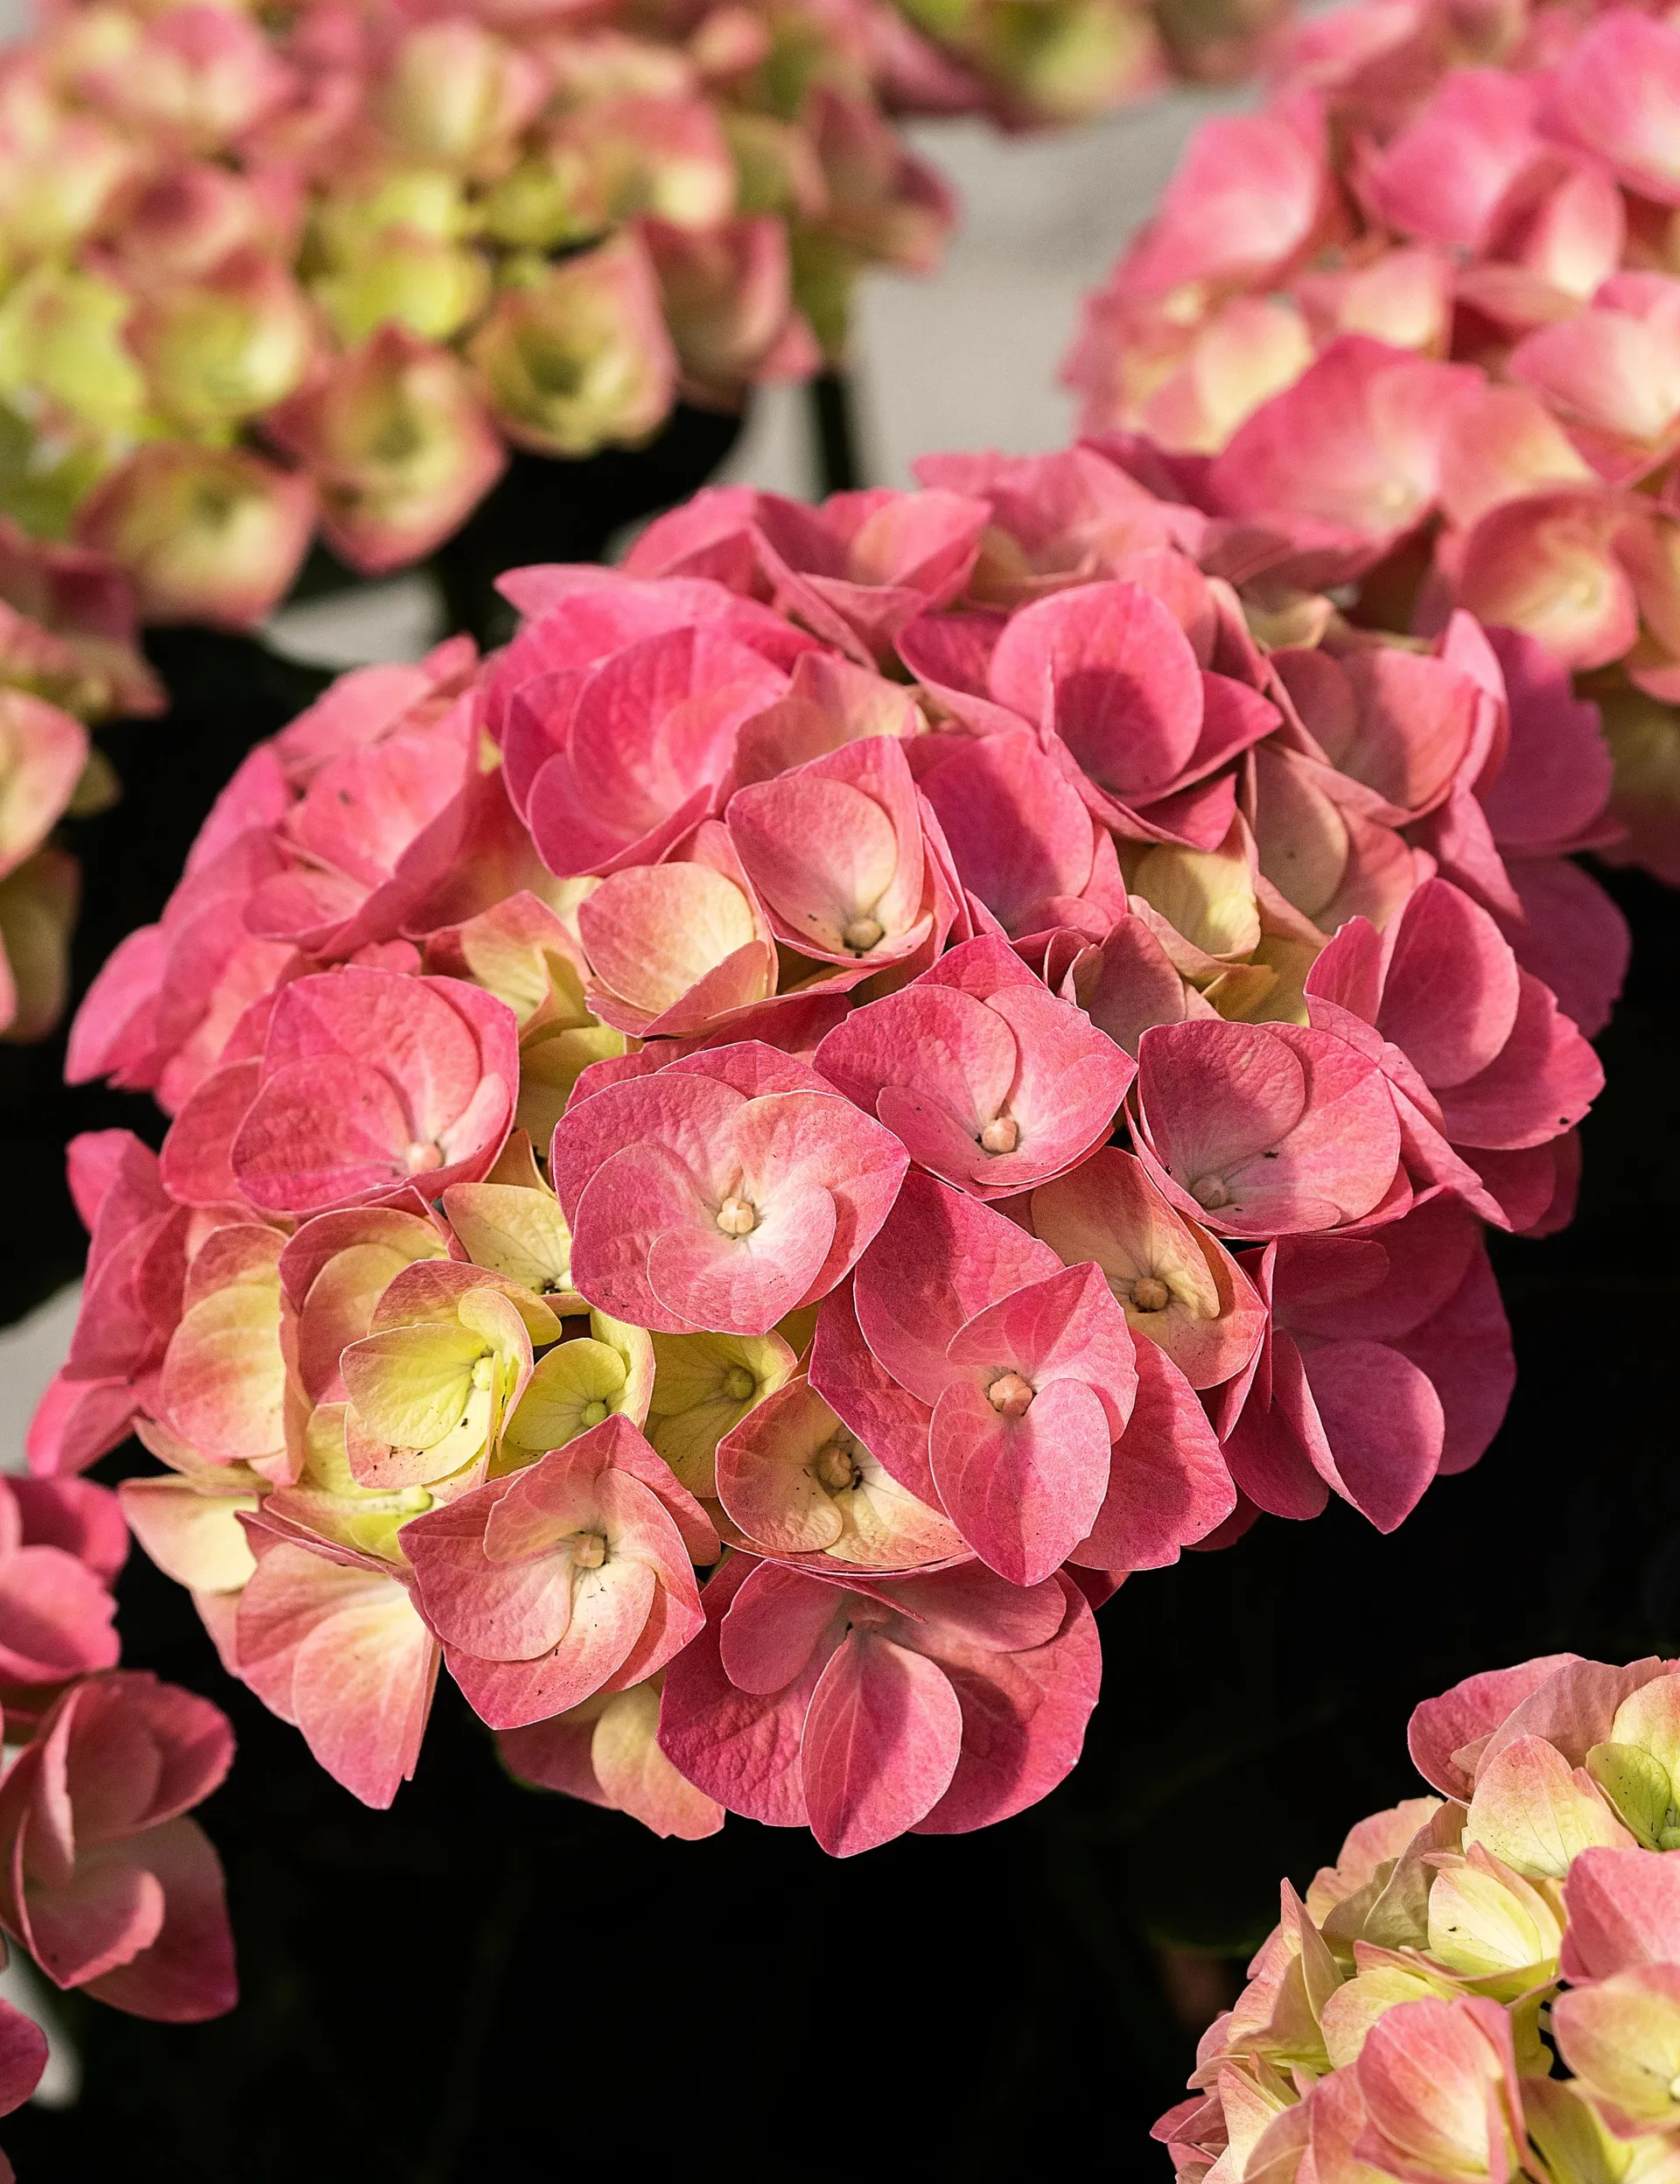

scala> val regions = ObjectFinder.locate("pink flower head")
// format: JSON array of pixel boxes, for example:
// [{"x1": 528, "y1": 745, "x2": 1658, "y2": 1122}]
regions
[
  {"x1": 575, "y1": 821, "x2": 777, "y2": 1040},
  {"x1": 522, "y1": 622, "x2": 790, "y2": 880},
  {"x1": 228, "y1": 967, "x2": 518, "y2": 1216},
  {"x1": 983, "y1": 578, "x2": 1278, "y2": 847},
  {"x1": 1208, "y1": 336, "x2": 1480, "y2": 568},
  {"x1": 813, "y1": 935, "x2": 1135, "y2": 1200},
  {"x1": 550, "y1": 1041, "x2": 908, "y2": 1336},
  {"x1": 1131, "y1": 1018, "x2": 1404, "y2": 1237},
  {"x1": 725, "y1": 732, "x2": 956, "y2": 979},
  {"x1": 657, "y1": 1551, "x2": 1100, "y2": 1855},
  {"x1": 824, "y1": 1169, "x2": 1231, "y2": 1583},
  {"x1": 402, "y1": 1413, "x2": 717, "y2": 1732},
  {"x1": 1219, "y1": 1195, "x2": 1513, "y2": 1531},
  {"x1": 1306, "y1": 877, "x2": 1602, "y2": 1220},
  {"x1": 914, "y1": 728, "x2": 1127, "y2": 939},
  {"x1": 714, "y1": 1375, "x2": 967, "y2": 1572},
  {"x1": 741, "y1": 486, "x2": 993, "y2": 668},
  {"x1": 234, "y1": 1530, "x2": 438, "y2": 1811},
  {"x1": 0, "y1": 1671, "x2": 235, "y2": 2021},
  {"x1": 36, "y1": 424, "x2": 1626, "y2": 1839},
  {"x1": 1156, "y1": 1647, "x2": 1680, "y2": 2184}
]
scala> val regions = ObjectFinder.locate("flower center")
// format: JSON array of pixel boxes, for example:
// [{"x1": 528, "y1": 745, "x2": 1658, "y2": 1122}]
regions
[
  {"x1": 1190, "y1": 1175, "x2": 1231, "y2": 1211},
  {"x1": 813, "y1": 1433, "x2": 861, "y2": 1494},
  {"x1": 842, "y1": 914, "x2": 885, "y2": 953},
  {"x1": 570, "y1": 1531, "x2": 607, "y2": 1570},
  {"x1": 1131, "y1": 1277, "x2": 1171, "y2": 1312},
  {"x1": 987, "y1": 1370, "x2": 1035, "y2": 1419},
  {"x1": 716, "y1": 1195, "x2": 759, "y2": 1236},
  {"x1": 723, "y1": 1365, "x2": 756, "y2": 1402},
  {"x1": 580, "y1": 1399, "x2": 608, "y2": 1427},
  {"x1": 980, "y1": 1115, "x2": 1019, "y2": 1155},
  {"x1": 407, "y1": 1140, "x2": 444, "y2": 1174},
  {"x1": 470, "y1": 1353, "x2": 494, "y2": 1391}
]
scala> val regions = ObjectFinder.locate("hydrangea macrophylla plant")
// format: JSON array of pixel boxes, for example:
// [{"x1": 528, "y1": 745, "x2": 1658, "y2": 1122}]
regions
[
  {"x1": 1155, "y1": 1651, "x2": 1680, "y2": 2184},
  {"x1": 1064, "y1": 0, "x2": 1680, "y2": 885},
  {"x1": 38, "y1": 445, "x2": 1619, "y2": 1849}
]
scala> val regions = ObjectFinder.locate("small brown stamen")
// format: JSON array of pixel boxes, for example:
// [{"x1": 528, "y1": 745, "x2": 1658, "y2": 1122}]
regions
[
  {"x1": 842, "y1": 914, "x2": 885, "y2": 954},
  {"x1": 813, "y1": 1435, "x2": 861, "y2": 1493},
  {"x1": 570, "y1": 1531, "x2": 607, "y2": 1570},
  {"x1": 1131, "y1": 1277, "x2": 1171, "y2": 1313},
  {"x1": 980, "y1": 1116, "x2": 1020, "y2": 1155}
]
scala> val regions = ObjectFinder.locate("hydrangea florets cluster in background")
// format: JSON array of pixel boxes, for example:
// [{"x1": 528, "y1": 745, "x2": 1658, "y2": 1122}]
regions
[
  {"x1": 0, "y1": 0, "x2": 1287, "y2": 634},
  {"x1": 1158, "y1": 1652, "x2": 1680, "y2": 2184},
  {"x1": 34, "y1": 444, "x2": 1617, "y2": 1853},
  {"x1": 1067, "y1": 0, "x2": 1680, "y2": 882},
  {"x1": 0, "y1": 0, "x2": 968, "y2": 628}
]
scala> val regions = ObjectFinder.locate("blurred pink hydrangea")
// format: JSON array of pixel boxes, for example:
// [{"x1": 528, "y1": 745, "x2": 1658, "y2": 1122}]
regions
[
  {"x1": 35, "y1": 445, "x2": 1619, "y2": 1849},
  {"x1": 1157, "y1": 1649, "x2": 1680, "y2": 2184},
  {"x1": 0, "y1": 0, "x2": 979, "y2": 626},
  {"x1": 1066, "y1": 0, "x2": 1680, "y2": 884}
]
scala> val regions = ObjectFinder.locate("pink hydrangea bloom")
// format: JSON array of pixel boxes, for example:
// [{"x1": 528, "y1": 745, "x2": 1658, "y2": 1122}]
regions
[
  {"x1": 1065, "y1": 0, "x2": 1680, "y2": 884},
  {"x1": 38, "y1": 446, "x2": 1617, "y2": 1852},
  {"x1": 1155, "y1": 1648, "x2": 1680, "y2": 2184}
]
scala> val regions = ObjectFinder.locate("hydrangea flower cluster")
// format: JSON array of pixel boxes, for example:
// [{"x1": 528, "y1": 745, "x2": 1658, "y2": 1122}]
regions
[
  {"x1": 1065, "y1": 0, "x2": 1680, "y2": 882},
  {"x1": 0, "y1": 519, "x2": 159, "y2": 1040},
  {"x1": 0, "y1": 1460, "x2": 239, "y2": 2175},
  {"x1": 36, "y1": 446, "x2": 1615, "y2": 1852},
  {"x1": 1158, "y1": 1651, "x2": 1680, "y2": 2184},
  {"x1": 0, "y1": 0, "x2": 973, "y2": 630}
]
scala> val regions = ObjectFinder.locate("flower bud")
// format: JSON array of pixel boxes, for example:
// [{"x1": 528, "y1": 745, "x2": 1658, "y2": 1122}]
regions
[
  {"x1": 646, "y1": 214, "x2": 813, "y2": 402},
  {"x1": 0, "y1": 264, "x2": 145, "y2": 430},
  {"x1": 371, "y1": 18, "x2": 547, "y2": 172},
  {"x1": 313, "y1": 229, "x2": 491, "y2": 346},
  {"x1": 128, "y1": 246, "x2": 315, "y2": 430},
  {"x1": 0, "y1": 63, "x2": 136, "y2": 262},
  {"x1": 72, "y1": 3, "x2": 295, "y2": 151},
  {"x1": 265, "y1": 326, "x2": 506, "y2": 575},
  {"x1": 466, "y1": 232, "x2": 676, "y2": 458},
  {"x1": 104, "y1": 161, "x2": 302, "y2": 285},
  {"x1": 549, "y1": 93, "x2": 736, "y2": 232},
  {"x1": 75, "y1": 441, "x2": 315, "y2": 629}
]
